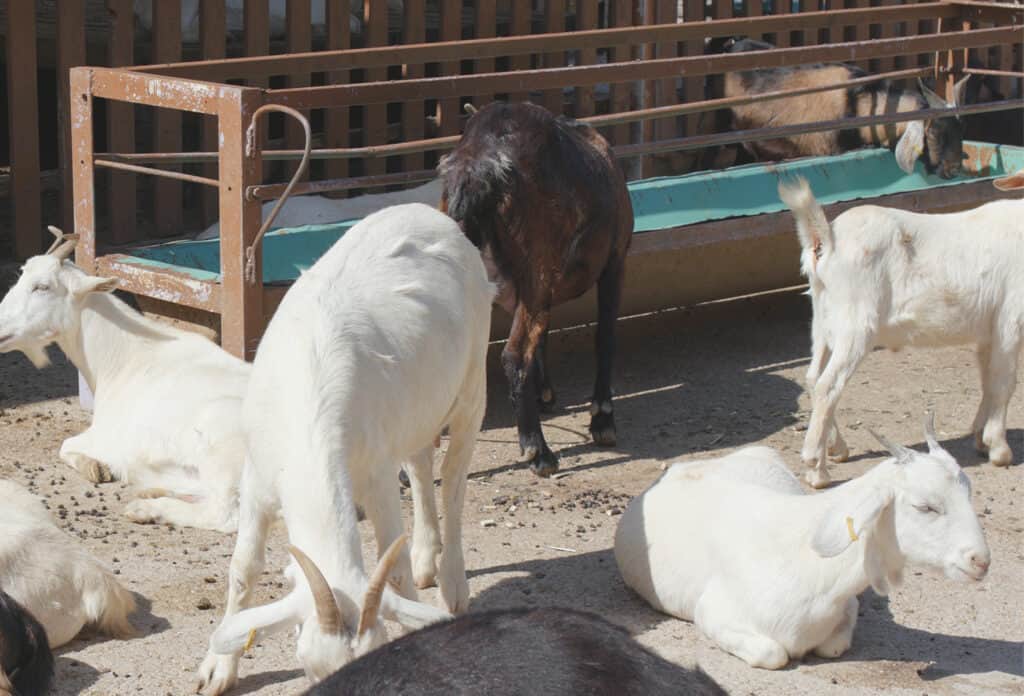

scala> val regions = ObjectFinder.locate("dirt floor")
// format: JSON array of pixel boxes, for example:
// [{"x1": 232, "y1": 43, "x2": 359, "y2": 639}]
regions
[{"x1": 0, "y1": 288, "x2": 1020, "y2": 696}]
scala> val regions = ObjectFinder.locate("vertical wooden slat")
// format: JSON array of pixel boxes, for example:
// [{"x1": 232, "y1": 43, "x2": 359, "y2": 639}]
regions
[
  {"x1": 57, "y1": 3, "x2": 86, "y2": 235},
  {"x1": 775, "y1": 0, "x2": 792, "y2": 48},
  {"x1": 6, "y1": 1, "x2": 41, "y2": 258},
  {"x1": 106, "y1": 0, "x2": 136, "y2": 245},
  {"x1": 844, "y1": 0, "x2": 870, "y2": 71},
  {"x1": 438, "y1": 0, "x2": 461, "y2": 136},
  {"x1": 364, "y1": 0, "x2": 388, "y2": 175},
  {"x1": 153, "y1": 1, "x2": 183, "y2": 238},
  {"x1": 70, "y1": 68, "x2": 96, "y2": 273},
  {"x1": 325, "y1": 0, "x2": 351, "y2": 182},
  {"x1": 200, "y1": 1, "x2": 226, "y2": 226},
  {"x1": 543, "y1": 0, "x2": 566, "y2": 115},
  {"x1": 475, "y1": 0, "x2": 497, "y2": 108},
  {"x1": 509, "y1": 1, "x2": 532, "y2": 104},
  {"x1": 402, "y1": 0, "x2": 425, "y2": 172},
  {"x1": 653, "y1": 0, "x2": 677, "y2": 143},
  {"x1": 246, "y1": 0, "x2": 271, "y2": 181},
  {"x1": 286, "y1": 0, "x2": 312, "y2": 179},
  {"x1": 576, "y1": 1, "x2": 599, "y2": 118},
  {"x1": 683, "y1": 0, "x2": 704, "y2": 138},
  {"x1": 609, "y1": 0, "x2": 633, "y2": 147}
]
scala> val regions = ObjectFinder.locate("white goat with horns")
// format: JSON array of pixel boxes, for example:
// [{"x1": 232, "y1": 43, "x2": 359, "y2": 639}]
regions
[
  {"x1": 779, "y1": 174, "x2": 1023, "y2": 487},
  {"x1": 0, "y1": 226, "x2": 249, "y2": 531},
  {"x1": 195, "y1": 203, "x2": 492, "y2": 695},
  {"x1": 615, "y1": 415, "x2": 990, "y2": 669}
]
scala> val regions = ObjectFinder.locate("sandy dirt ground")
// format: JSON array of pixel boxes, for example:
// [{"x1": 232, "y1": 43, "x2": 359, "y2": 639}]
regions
[{"x1": 0, "y1": 288, "x2": 1020, "y2": 696}]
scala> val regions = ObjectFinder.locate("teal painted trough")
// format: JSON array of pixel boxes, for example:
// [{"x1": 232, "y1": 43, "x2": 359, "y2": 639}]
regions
[{"x1": 123, "y1": 142, "x2": 1024, "y2": 284}]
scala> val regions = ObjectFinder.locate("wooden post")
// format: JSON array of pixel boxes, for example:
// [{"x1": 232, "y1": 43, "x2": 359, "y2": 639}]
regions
[
  {"x1": 683, "y1": 0, "x2": 705, "y2": 139},
  {"x1": 325, "y1": 0, "x2": 351, "y2": 183},
  {"x1": 609, "y1": 0, "x2": 633, "y2": 148},
  {"x1": 543, "y1": 0, "x2": 566, "y2": 115},
  {"x1": 509, "y1": 0, "x2": 531, "y2": 104},
  {"x1": 219, "y1": 89, "x2": 266, "y2": 361},
  {"x1": 70, "y1": 68, "x2": 96, "y2": 273},
  {"x1": 286, "y1": 0, "x2": 312, "y2": 179},
  {"x1": 475, "y1": 0, "x2": 497, "y2": 108},
  {"x1": 57, "y1": 3, "x2": 86, "y2": 235},
  {"x1": 576, "y1": 2, "x2": 599, "y2": 118},
  {"x1": 153, "y1": 1, "x2": 183, "y2": 237},
  {"x1": 6, "y1": 1, "x2": 42, "y2": 258},
  {"x1": 106, "y1": 0, "x2": 136, "y2": 244},
  {"x1": 364, "y1": 0, "x2": 389, "y2": 176},
  {"x1": 200, "y1": 0, "x2": 227, "y2": 226},
  {"x1": 438, "y1": 0, "x2": 461, "y2": 137},
  {"x1": 402, "y1": 0, "x2": 426, "y2": 172}
]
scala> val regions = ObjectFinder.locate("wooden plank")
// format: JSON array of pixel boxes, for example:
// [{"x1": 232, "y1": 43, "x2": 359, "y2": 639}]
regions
[
  {"x1": 6, "y1": 1, "x2": 41, "y2": 258},
  {"x1": 575, "y1": 1, "x2": 599, "y2": 118},
  {"x1": 475, "y1": 0, "x2": 497, "y2": 108},
  {"x1": 543, "y1": 0, "x2": 566, "y2": 115},
  {"x1": 402, "y1": 0, "x2": 426, "y2": 172},
  {"x1": 285, "y1": 0, "x2": 312, "y2": 179},
  {"x1": 438, "y1": 0, "x2": 461, "y2": 137},
  {"x1": 609, "y1": 0, "x2": 633, "y2": 147},
  {"x1": 70, "y1": 68, "x2": 96, "y2": 272},
  {"x1": 200, "y1": 0, "x2": 227, "y2": 227},
  {"x1": 57, "y1": 2, "x2": 86, "y2": 235},
  {"x1": 508, "y1": 0, "x2": 532, "y2": 104},
  {"x1": 152, "y1": 1, "x2": 183, "y2": 238},
  {"x1": 363, "y1": 0, "x2": 389, "y2": 177},
  {"x1": 325, "y1": 0, "x2": 351, "y2": 182}
]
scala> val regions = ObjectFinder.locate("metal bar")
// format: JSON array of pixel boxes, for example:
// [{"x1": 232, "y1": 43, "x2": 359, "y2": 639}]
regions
[
  {"x1": 248, "y1": 168, "x2": 437, "y2": 200},
  {"x1": 200, "y1": 0, "x2": 227, "y2": 227},
  {"x1": 94, "y1": 255, "x2": 223, "y2": 313},
  {"x1": 89, "y1": 68, "x2": 237, "y2": 115},
  {"x1": 612, "y1": 98, "x2": 1024, "y2": 157},
  {"x1": 964, "y1": 67, "x2": 1024, "y2": 78},
  {"x1": 106, "y1": 0, "x2": 137, "y2": 245},
  {"x1": 325, "y1": 0, "x2": 352, "y2": 182},
  {"x1": 57, "y1": 1, "x2": 86, "y2": 234},
  {"x1": 950, "y1": 0, "x2": 1024, "y2": 25},
  {"x1": 267, "y1": 26, "x2": 1021, "y2": 109},
  {"x1": 94, "y1": 159, "x2": 221, "y2": 187},
  {"x1": 71, "y1": 68, "x2": 96, "y2": 272},
  {"x1": 153, "y1": 1, "x2": 183, "y2": 238},
  {"x1": 133, "y1": 3, "x2": 964, "y2": 80},
  {"x1": 7, "y1": 0, "x2": 41, "y2": 258}
]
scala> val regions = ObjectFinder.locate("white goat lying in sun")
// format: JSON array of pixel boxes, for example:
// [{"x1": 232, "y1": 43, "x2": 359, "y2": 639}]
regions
[
  {"x1": 779, "y1": 173, "x2": 1023, "y2": 487},
  {"x1": 615, "y1": 417, "x2": 989, "y2": 669},
  {"x1": 0, "y1": 228, "x2": 249, "y2": 532}
]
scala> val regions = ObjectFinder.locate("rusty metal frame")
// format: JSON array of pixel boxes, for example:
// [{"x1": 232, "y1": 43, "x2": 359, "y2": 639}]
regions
[{"x1": 68, "y1": 1, "x2": 1024, "y2": 360}]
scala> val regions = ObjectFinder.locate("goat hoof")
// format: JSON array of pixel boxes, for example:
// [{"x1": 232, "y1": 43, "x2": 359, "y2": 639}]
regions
[
  {"x1": 589, "y1": 411, "x2": 617, "y2": 447},
  {"x1": 525, "y1": 448, "x2": 559, "y2": 478},
  {"x1": 538, "y1": 387, "x2": 557, "y2": 413},
  {"x1": 989, "y1": 445, "x2": 1013, "y2": 468},
  {"x1": 805, "y1": 467, "x2": 831, "y2": 489}
]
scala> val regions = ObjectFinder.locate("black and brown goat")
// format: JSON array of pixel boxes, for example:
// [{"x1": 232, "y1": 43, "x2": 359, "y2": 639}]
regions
[
  {"x1": 0, "y1": 590, "x2": 54, "y2": 696},
  {"x1": 305, "y1": 607, "x2": 726, "y2": 696},
  {"x1": 439, "y1": 102, "x2": 633, "y2": 477},
  {"x1": 705, "y1": 38, "x2": 971, "y2": 178}
]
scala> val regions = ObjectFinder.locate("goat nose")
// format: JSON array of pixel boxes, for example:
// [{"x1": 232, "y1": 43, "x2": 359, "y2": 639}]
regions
[{"x1": 968, "y1": 552, "x2": 990, "y2": 574}]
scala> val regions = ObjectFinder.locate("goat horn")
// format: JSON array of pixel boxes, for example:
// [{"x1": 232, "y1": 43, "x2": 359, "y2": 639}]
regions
[
  {"x1": 923, "y1": 411, "x2": 941, "y2": 453},
  {"x1": 46, "y1": 225, "x2": 79, "y2": 260},
  {"x1": 869, "y1": 428, "x2": 913, "y2": 463},
  {"x1": 463, "y1": 102, "x2": 478, "y2": 115},
  {"x1": 357, "y1": 534, "x2": 407, "y2": 638},
  {"x1": 288, "y1": 545, "x2": 344, "y2": 636}
]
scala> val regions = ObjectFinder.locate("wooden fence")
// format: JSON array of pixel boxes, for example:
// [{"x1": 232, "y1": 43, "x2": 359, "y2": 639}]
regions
[{"x1": 2, "y1": 0, "x2": 1021, "y2": 260}]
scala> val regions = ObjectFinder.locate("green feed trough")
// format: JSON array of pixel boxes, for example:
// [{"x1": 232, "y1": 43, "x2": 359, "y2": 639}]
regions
[{"x1": 121, "y1": 141, "x2": 1024, "y2": 286}]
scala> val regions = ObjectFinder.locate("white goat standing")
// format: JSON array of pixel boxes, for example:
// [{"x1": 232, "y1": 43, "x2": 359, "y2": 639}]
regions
[
  {"x1": 196, "y1": 203, "x2": 492, "y2": 695},
  {"x1": 196, "y1": 179, "x2": 443, "y2": 240},
  {"x1": 614, "y1": 418, "x2": 990, "y2": 669},
  {"x1": 0, "y1": 479, "x2": 137, "y2": 647},
  {"x1": 780, "y1": 175, "x2": 1023, "y2": 487},
  {"x1": 0, "y1": 228, "x2": 249, "y2": 531}
]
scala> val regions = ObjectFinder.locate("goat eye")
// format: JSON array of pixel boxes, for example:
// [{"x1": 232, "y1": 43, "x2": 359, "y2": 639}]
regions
[
  {"x1": 32, "y1": 283, "x2": 50, "y2": 293},
  {"x1": 914, "y1": 503, "x2": 939, "y2": 515}
]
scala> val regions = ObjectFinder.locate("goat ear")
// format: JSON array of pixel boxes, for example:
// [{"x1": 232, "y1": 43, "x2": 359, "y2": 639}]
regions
[
  {"x1": 993, "y1": 170, "x2": 1024, "y2": 191},
  {"x1": 380, "y1": 591, "x2": 451, "y2": 631},
  {"x1": 210, "y1": 593, "x2": 304, "y2": 655},
  {"x1": 951, "y1": 74, "x2": 970, "y2": 107},
  {"x1": 71, "y1": 275, "x2": 118, "y2": 298},
  {"x1": 811, "y1": 486, "x2": 894, "y2": 558},
  {"x1": 894, "y1": 121, "x2": 925, "y2": 175},
  {"x1": 917, "y1": 78, "x2": 948, "y2": 109}
]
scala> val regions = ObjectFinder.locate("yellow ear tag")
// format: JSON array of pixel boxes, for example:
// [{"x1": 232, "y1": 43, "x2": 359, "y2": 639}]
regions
[
  {"x1": 846, "y1": 516, "x2": 859, "y2": 543},
  {"x1": 243, "y1": 629, "x2": 257, "y2": 653}
]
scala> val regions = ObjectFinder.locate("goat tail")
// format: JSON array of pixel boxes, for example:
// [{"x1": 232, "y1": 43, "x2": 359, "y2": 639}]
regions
[
  {"x1": 778, "y1": 177, "x2": 833, "y2": 266},
  {"x1": 81, "y1": 566, "x2": 137, "y2": 640}
]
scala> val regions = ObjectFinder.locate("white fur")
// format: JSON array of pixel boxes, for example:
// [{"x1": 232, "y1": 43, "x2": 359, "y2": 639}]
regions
[
  {"x1": 0, "y1": 480, "x2": 136, "y2": 647},
  {"x1": 615, "y1": 441, "x2": 990, "y2": 669},
  {"x1": 780, "y1": 177, "x2": 1023, "y2": 487},
  {"x1": 196, "y1": 203, "x2": 493, "y2": 695},
  {"x1": 196, "y1": 179, "x2": 443, "y2": 240},
  {"x1": 0, "y1": 255, "x2": 249, "y2": 532}
]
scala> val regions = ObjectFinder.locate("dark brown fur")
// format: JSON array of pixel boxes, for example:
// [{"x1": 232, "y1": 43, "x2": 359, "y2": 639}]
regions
[{"x1": 439, "y1": 102, "x2": 633, "y2": 476}]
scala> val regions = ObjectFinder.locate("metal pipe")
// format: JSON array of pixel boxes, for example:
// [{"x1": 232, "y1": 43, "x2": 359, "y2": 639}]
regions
[
  {"x1": 963, "y1": 67, "x2": 1024, "y2": 79},
  {"x1": 93, "y1": 158, "x2": 221, "y2": 187},
  {"x1": 247, "y1": 168, "x2": 438, "y2": 201}
]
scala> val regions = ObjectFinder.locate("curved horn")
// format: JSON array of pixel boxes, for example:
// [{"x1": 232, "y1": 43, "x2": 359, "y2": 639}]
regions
[
  {"x1": 357, "y1": 534, "x2": 407, "y2": 637},
  {"x1": 46, "y1": 225, "x2": 80, "y2": 261},
  {"x1": 463, "y1": 102, "x2": 478, "y2": 115},
  {"x1": 288, "y1": 545, "x2": 344, "y2": 636},
  {"x1": 917, "y1": 78, "x2": 948, "y2": 110},
  {"x1": 923, "y1": 411, "x2": 941, "y2": 453},
  {"x1": 869, "y1": 428, "x2": 914, "y2": 463}
]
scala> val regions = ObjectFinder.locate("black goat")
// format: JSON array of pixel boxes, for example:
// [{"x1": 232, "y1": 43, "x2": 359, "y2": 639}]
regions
[
  {"x1": 440, "y1": 101, "x2": 634, "y2": 477},
  {"x1": 705, "y1": 37, "x2": 970, "y2": 178},
  {"x1": 0, "y1": 590, "x2": 54, "y2": 696},
  {"x1": 304, "y1": 607, "x2": 726, "y2": 696}
]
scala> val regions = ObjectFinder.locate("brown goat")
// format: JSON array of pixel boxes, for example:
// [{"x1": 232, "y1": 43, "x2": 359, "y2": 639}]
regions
[
  {"x1": 705, "y1": 38, "x2": 970, "y2": 179},
  {"x1": 439, "y1": 102, "x2": 633, "y2": 477}
]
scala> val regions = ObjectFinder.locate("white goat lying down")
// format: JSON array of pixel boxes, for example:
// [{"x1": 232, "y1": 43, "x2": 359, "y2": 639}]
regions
[
  {"x1": 614, "y1": 421, "x2": 990, "y2": 670},
  {"x1": 196, "y1": 178, "x2": 443, "y2": 240},
  {"x1": 196, "y1": 203, "x2": 492, "y2": 695},
  {"x1": 0, "y1": 228, "x2": 250, "y2": 532},
  {"x1": 780, "y1": 175, "x2": 1023, "y2": 487},
  {"x1": 0, "y1": 479, "x2": 136, "y2": 647}
]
